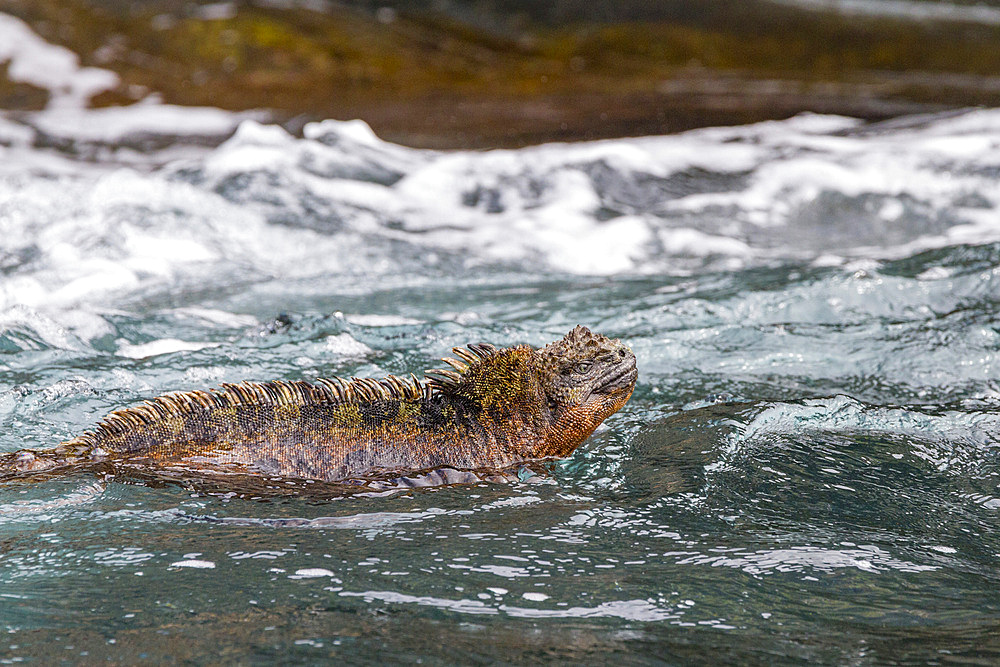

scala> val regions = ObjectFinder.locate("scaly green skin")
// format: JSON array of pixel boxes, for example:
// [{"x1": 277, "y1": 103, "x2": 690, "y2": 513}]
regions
[{"x1": 0, "y1": 326, "x2": 637, "y2": 484}]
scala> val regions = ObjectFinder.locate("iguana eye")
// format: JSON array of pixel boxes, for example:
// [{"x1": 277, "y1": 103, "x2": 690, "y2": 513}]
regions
[{"x1": 575, "y1": 361, "x2": 593, "y2": 374}]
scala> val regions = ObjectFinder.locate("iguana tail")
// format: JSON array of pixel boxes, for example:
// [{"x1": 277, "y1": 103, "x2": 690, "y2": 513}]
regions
[{"x1": 0, "y1": 442, "x2": 102, "y2": 480}]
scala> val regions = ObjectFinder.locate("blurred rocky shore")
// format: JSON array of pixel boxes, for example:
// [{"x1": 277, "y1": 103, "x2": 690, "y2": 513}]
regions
[{"x1": 2, "y1": 0, "x2": 1000, "y2": 148}]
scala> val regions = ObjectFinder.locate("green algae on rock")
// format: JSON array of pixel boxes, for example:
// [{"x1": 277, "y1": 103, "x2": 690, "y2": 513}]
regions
[{"x1": 3, "y1": 0, "x2": 1000, "y2": 147}]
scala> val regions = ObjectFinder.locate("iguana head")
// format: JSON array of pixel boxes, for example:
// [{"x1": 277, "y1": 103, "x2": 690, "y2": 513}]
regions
[{"x1": 535, "y1": 325, "x2": 637, "y2": 456}]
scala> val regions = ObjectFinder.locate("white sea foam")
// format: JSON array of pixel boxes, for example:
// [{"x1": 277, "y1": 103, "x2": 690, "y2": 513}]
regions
[
  {"x1": 714, "y1": 396, "x2": 1000, "y2": 480},
  {"x1": 522, "y1": 592, "x2": 550, "y2": 601},
  {"x1": 27, "y1": 100, "x2": 258, "y2": 144},
  {"x1": 322, "y1": 333, "x2": 372, "y2": 357},
  {"x1": 1, "y1": 92, "x2": 1000, "y2": 333},
  {"x1": 2, "y1": 8, "x2": 1000, "y2": 298},
  {"x1": 169, "y1": 559, "x2": 216, "y2": 569},
  {"x1": 0, "y1": 116, "x2": 34, "y2": 146},
  {"x1": 338, "y1": 588, "x2": 678, "y2": 621},
  {"x1": 769, "y1": 0, "x2": 1000, "y2": 25},
  {"x1": 345, "y1": 314, "x2": 424, "y2": 327},
  {"x1": 676, "y1": 544, "x2": 938, "y2": 575},
  {"x1": 0, "y1": 305, "x2": 85, "y2": 351},
  {"x1": 173, "y1": 307, "x2": 259, "y2": 328},
  {"x1": 0, "y1": 14, "x2": 118, "y2": 109},
  {"x1": 499, "y1": 598, "x2": 677, "y2": 621},
  {"x1": 117, "y1": 339, "x2": 219, "y2": 359},
  {"x1": 290, "y1": 568, "x2": 336, "y2": 579},
  {"x1": 0, "y1": 11, "x2": 258, "y2": 177},
  {"x1": 738, "y1": 396, "x2": 1000, "y2": 445}
]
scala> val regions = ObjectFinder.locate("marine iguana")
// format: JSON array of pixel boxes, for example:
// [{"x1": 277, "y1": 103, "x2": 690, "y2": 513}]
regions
[{"x1": 0, "y1": 326, "x2": 636, "y2": 485}]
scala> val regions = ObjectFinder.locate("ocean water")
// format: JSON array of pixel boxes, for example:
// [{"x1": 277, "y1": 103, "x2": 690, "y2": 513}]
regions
[{"x1": 1, "y1": 104, "x2": 1000, "y2": 664}]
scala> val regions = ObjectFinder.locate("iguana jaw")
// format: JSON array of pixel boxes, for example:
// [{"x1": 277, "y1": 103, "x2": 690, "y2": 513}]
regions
[
  {"x1": 584, "y1": 353, "x2": 637, "y2": 422},
  {"x1": 589, "y1": 353, "x2": 638, "y2": 399}
]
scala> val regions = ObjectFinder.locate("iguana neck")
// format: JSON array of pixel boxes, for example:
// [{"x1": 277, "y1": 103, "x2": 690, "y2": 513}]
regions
[{"x1": 431, "y1": 345, "x2": 554, "y2": 459}]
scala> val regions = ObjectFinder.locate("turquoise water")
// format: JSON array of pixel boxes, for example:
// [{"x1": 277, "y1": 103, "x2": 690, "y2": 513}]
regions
[{"x1": 1, "y1": 110, "x2": 1000, "y2": 663}]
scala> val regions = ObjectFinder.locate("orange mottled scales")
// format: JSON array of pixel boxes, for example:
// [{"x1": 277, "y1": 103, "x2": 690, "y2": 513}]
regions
[{"x1": 0, "y1": 326, "x2": 637, "y2": 483}]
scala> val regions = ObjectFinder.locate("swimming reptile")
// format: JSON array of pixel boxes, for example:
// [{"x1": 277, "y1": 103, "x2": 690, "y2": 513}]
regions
[{"x1": 0, "y1": 326, "x2": 637, "y2": 485}]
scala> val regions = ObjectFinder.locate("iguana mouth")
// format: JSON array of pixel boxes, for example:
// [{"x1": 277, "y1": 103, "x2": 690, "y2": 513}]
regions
[{"x1": 595, "y1": 355, "x2": 638, "y2": 394}]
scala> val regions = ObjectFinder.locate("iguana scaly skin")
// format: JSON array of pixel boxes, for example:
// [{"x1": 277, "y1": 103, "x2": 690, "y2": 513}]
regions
[{"x1": 0, "y1": 326, "x2": 637, "y2": 484}]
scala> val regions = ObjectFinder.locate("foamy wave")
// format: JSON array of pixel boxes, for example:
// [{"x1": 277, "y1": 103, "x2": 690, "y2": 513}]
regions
[
  {"x1": 769, "y1": 0, "x2": 1000, "y2": 25},
  {"x1": 27, "y1": 100, "x2": 258, "y2": 145},
  {"x1": 676, "y1": 544, "x2": 937, "y2": 575},
  {"x1": 711, "y1": 396, "x2": 1000, "y2": 480},
  {"x1": 2, "y1": 102, "x2": 1000, "y2": 335},
  {"x1": 117, "y1": 339, "x2": 220, "y2": 360},
  {"x1": 0, "y1": 14, "x2": 118, "y2": 109},
  {"x1": 736, "y1": 395, "x2": 1000, "y2": 447}
]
